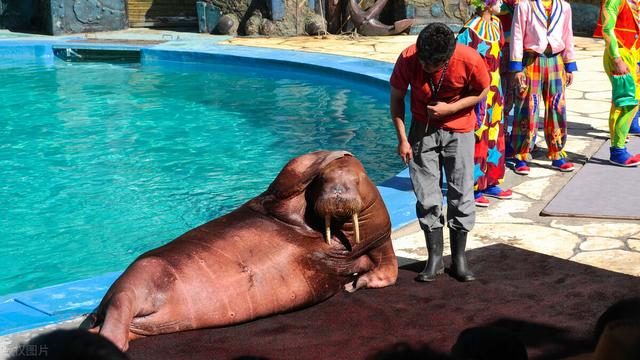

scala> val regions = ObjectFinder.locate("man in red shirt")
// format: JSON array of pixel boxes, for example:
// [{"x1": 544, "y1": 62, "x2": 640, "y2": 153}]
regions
[{"x1": 390, "y1": 23, "x2": 490, "y2": 283}]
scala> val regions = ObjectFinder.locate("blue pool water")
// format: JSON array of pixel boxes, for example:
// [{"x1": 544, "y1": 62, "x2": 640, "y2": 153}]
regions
[{"x1": 0, "y1": 59, "x2": 402, "y2": 296}]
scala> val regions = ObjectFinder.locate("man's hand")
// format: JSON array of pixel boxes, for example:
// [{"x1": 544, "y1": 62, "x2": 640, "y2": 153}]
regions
[
  {"x1": 565, "y1": 72, "x2": 574, "y2": 87},
  {"x1": 613, "y1": 57, "x2": 630, "y2": 75},
  {"x1": 398, "y1": 140, "x2": 412, "y2": 165},
  {"x1": 426, "y1": 101, "x2": 455, "y2": 120}
]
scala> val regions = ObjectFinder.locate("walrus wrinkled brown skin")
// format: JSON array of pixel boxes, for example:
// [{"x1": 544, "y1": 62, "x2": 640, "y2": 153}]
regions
[{"x1": 87, "y1": 150, "x2": 398, "y2": 351}]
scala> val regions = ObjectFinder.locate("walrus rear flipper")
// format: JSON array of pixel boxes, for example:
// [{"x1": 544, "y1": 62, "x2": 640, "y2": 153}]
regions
[{"x1": 93, "y1": 292, "x2": 138, "y2": 351}]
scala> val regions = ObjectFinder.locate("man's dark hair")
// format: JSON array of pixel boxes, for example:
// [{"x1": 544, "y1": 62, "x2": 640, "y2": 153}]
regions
[{"x1": 416, "y1": 23, "x2": 456, "y2": 66}]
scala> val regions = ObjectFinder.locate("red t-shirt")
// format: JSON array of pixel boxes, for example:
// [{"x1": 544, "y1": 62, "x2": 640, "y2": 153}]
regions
[{"x1": 390, "y1": 43, "x2": 490, "y2": 133}]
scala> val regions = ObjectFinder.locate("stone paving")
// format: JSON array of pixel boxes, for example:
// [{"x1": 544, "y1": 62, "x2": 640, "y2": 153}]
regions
[{"x1": 225, "y1": 34, "x2": 640, "y2": 276}]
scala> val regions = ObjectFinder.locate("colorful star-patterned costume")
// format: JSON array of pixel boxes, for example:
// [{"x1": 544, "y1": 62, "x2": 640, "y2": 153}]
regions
[
  {"x1": 594, "y1": 0, "x2": 640, "y2": 149},
  {"x1": 497, "y1": 0, "x2": 519, "y2": 156},
  {"x1": 458, "y1": 15, "x2": 506, "y2": 191}
]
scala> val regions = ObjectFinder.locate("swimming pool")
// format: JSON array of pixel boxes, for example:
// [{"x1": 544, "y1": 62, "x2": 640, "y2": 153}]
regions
[{"x1": 0, "y1": 56, "x2": 402, "y2": 296}]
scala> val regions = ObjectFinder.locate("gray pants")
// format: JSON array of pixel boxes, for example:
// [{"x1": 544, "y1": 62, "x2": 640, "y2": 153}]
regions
[{"x1": 408, "y1": 121, "x2": 475, "y2": 232}]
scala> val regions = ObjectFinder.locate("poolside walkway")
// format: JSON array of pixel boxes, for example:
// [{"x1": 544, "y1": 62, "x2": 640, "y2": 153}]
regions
[
  {"x1": 1, "y1": 28, "x2": 639, "y2": 358},
  {"x1": 224, "y1": 34, "x2": 640, "y2": 276}
]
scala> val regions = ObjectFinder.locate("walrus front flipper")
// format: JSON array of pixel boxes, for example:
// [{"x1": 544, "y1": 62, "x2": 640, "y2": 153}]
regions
[{"x1": 344, "y1": 238, "x2": 398, "y2": 292}]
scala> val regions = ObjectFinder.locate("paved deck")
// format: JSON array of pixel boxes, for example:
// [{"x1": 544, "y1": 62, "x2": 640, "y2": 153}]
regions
[{"x1": 0, "y1": 28, "x2": 638, "y2": 358}]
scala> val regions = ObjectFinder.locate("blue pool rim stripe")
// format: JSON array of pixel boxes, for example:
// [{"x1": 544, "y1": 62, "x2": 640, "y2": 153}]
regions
[{"x1": 0, "y1": 38, "x2": 418, "y2": 336}]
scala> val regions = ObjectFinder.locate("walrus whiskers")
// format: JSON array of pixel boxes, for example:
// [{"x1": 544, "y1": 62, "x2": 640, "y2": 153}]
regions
[
  {"x1": 353, "y1": 213, "x2": 360, "y2": 244},
  {"x1": 325, "y1": 215, "x2": 331, "y2": 244}
]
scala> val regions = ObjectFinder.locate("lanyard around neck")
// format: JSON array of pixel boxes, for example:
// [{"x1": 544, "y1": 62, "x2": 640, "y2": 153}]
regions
[{"x1": 428, "y1": 60, "x2": 450, "y2": 101}]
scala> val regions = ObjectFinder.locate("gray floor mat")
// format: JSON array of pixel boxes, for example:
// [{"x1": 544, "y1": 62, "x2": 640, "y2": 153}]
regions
[{"x1": 541, "y1": 137, "x2": 640, "y2": 220}]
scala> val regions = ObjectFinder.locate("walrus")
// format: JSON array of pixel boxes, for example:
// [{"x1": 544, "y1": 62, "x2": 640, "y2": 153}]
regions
[{"x1": 87, "y1": 150, "x2": 398, "y2": 351}]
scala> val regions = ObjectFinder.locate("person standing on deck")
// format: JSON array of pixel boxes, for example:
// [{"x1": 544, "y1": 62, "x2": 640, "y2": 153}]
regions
[
  {"x1": 390, "y1": 23, "x2": 490, "y2": 282},
  {"x1": 457, "y1": 0, "x2": 514, "y2": 207},
  {"x1": 509, "y1": 0, "x2": 577, "y2": 175},
  {"x1": 593, "y1": 0, "x2": 640, "y2": 166}
]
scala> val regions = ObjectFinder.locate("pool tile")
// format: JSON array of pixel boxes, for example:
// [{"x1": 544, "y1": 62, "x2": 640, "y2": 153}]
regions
[
  {"x1": 141, "y1": 45, "x2": 395, "y2": 84},
  {"x1": 0, "y1": 300, "x2": 57, "y2": 336},
  {"x1": 379, "y1": 168, "x2": 449, "y2": 231},
  {"x1": 12, "y1": 272, "x2": 122, "y2": 317},
  {"x1": 378, "y1": 168, "x2": 417, "y2": 230}
]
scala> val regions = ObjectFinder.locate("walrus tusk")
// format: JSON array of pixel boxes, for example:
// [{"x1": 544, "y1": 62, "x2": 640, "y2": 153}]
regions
[
  {"x1": 325, "y1": 215, "x2": 331, "y2": 244},
  {"x1": 353, "y1": 213, "x2": 360, "y2": 244}
]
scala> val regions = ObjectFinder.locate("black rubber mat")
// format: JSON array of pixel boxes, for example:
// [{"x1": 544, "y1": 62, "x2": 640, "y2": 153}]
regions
[{"x1": 127, "y1": 244, "x2": 640, "y2": 360}]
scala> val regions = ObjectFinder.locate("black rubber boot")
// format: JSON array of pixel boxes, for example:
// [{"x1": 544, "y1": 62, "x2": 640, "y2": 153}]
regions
[
  {"x1": 450, "y1": 229, "x2": 476, "y2": 282},
  {"x1": 415, "y1": 228, "x2": 445, "y2": 282}
]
